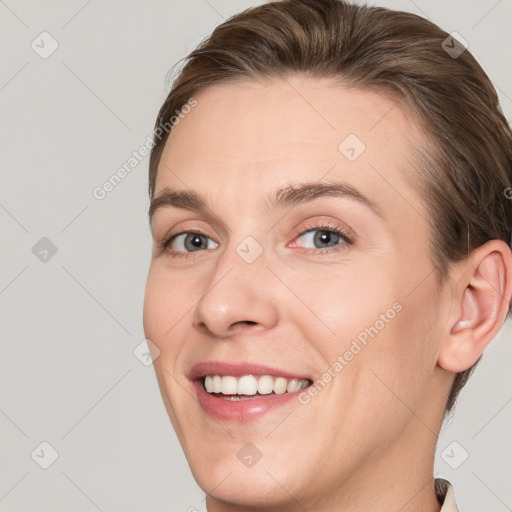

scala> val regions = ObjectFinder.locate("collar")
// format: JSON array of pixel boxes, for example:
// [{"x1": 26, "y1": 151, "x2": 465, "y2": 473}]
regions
[{"x1": 436, "y1": 478, "x2": 459, "y2": 512}]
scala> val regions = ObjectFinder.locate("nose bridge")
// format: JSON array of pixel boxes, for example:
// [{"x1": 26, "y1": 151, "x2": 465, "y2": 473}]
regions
[{"x1": 192, "y1": 234, "x2": 277, "y2": 337}]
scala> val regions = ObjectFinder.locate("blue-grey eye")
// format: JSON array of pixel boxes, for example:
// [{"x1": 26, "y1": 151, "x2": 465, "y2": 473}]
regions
[
  {"x1": 297, "y1": 229, "x2": 345, "y2": 249},
  {"x1": 171, "y1": 233, "x2": 218, "y2": 252}
]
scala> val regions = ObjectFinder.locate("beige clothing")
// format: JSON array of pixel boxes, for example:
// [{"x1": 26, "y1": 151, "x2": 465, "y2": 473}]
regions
[{"x1": 437, "y1": 478, "x2": 459, "y2": 512}]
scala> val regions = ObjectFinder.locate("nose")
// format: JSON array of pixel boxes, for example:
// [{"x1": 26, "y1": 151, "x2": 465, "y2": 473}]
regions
[{"x1": 192, "y1": 244, "x2": 279, "y2": 338}]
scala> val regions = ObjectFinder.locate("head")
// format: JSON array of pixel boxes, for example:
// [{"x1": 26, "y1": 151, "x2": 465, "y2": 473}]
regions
[{"x1": 143, "y1": 0, "x2": 512, "y2": 509}]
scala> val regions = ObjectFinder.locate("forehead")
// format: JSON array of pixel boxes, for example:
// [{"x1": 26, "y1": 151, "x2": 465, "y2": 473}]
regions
[{"x1": 156, "y1": 76, "x2": 426, "y2": 219}]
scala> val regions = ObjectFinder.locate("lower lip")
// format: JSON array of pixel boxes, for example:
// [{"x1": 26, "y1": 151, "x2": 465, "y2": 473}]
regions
[{"x1": 193, "y1": 379, "x2": 305, "y2": 423}]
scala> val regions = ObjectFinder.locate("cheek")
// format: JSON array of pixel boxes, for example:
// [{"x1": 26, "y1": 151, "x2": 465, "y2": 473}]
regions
[
  {"x1": 143, "y1": 265, "x2": 193, "y2": 348},
  {"x1": 354, "y1": 281, "x2": 441, "y2": 413},
  {"x1": 288, "y1": 263, "x2": 440, "y2": 408},
  {"x1": 283, "y1": 265, "x2": 399, "y2": 354},
  {"x1": 142, "y1": 267, "x2": 195, "y2": 434}
]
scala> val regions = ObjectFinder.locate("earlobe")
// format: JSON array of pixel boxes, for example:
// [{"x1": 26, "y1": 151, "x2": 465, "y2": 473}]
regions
[{"x1": 438, "y1": 241, "x2": 512, "y2": 374}]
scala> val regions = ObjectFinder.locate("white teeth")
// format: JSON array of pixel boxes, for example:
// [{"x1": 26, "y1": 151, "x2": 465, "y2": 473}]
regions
[
  {"x1": 221, "y1": 376, "x2": 238, "y2": 395},
  {"x1": 273, "y1": 377, "x2": 288, "y2": 395},
  {"x1": 202, "y1": 374, "x2": 310, "y2": 396},
  {"x1": 212, "y1": 375, "x2": 222, "y2": 393},
  {"x1": 257, "y1": 375, "x2": 274, "y2": 394},
  {"x1": 287, "y1": 378, "x2": 300, "y2": 393},
  {"x1": 237, "y1": 375, "x2": 258, "y2": 395}
]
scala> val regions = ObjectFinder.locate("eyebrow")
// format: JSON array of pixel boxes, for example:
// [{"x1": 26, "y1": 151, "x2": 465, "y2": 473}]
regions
[{"x1": 148, "y1": 181, "x2": 383, "y2": 222}]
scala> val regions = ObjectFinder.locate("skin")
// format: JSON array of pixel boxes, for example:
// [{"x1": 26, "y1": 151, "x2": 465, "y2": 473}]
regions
[{"x1": 143, "y1": 76, "x2": 512, "y2": 511}]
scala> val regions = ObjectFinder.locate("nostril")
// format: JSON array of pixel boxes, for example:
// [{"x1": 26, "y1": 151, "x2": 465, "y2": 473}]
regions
[{"x1": 231, "y1": 320, "x2": 258, "y2": 328}]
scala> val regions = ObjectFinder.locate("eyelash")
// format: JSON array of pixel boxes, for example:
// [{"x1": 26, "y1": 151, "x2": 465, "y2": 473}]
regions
[{"x1": 159, "y1": 221, "x2": 353, "y2": 259}]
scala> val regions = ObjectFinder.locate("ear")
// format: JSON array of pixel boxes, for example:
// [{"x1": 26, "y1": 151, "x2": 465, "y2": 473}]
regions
[{"x1": 438, "y1": 240, "x2": 512, "y2": 373}]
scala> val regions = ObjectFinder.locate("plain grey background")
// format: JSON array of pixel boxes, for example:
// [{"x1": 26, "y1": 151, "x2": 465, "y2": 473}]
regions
[{"x1": 1, "y1": 1, "x2": 511, "y2": 511}]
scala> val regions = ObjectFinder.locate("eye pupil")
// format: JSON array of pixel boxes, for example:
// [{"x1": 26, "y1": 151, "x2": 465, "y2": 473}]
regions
[
  {"x1": 314, "y1": 230, "x2": 340, "y2": 248},
  {"x1": 185, "y1": 234, "x2": 206, "y2": 251}
]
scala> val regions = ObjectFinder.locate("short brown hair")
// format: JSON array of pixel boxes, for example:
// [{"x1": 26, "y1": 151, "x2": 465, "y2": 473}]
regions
[{"x1": 148, "y1": 0, "x2": 512, "y2": 412}]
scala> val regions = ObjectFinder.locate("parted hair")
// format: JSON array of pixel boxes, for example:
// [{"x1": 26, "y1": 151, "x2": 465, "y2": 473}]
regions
[{"x1": 148, "y1": 0, "x2": 512, "y2": 412}]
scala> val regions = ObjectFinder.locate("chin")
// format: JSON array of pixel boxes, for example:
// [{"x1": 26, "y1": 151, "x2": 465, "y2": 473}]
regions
[{"x1": 195, "y1": 467, "x2": 297, "y2": 509}]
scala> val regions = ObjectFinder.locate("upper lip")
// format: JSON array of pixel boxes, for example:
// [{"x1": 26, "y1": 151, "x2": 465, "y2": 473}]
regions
[{"x1": 188, "y1": 361, "x2": 312, "y2": 381}]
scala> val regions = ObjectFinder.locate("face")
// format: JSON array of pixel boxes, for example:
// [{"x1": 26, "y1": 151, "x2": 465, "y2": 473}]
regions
[{"x1": 143, "y1": 76, "x2": 449, "y2": 509}]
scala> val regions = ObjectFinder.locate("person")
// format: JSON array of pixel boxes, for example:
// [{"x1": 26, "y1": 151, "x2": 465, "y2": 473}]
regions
[{"x1": 142, "y1": 0, "x2": 512, "y2": 510}]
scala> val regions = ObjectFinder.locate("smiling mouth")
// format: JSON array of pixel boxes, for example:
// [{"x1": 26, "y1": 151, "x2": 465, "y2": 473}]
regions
[{"x1": 200, "y1": 374, "x2": 313, "y2": 400}]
